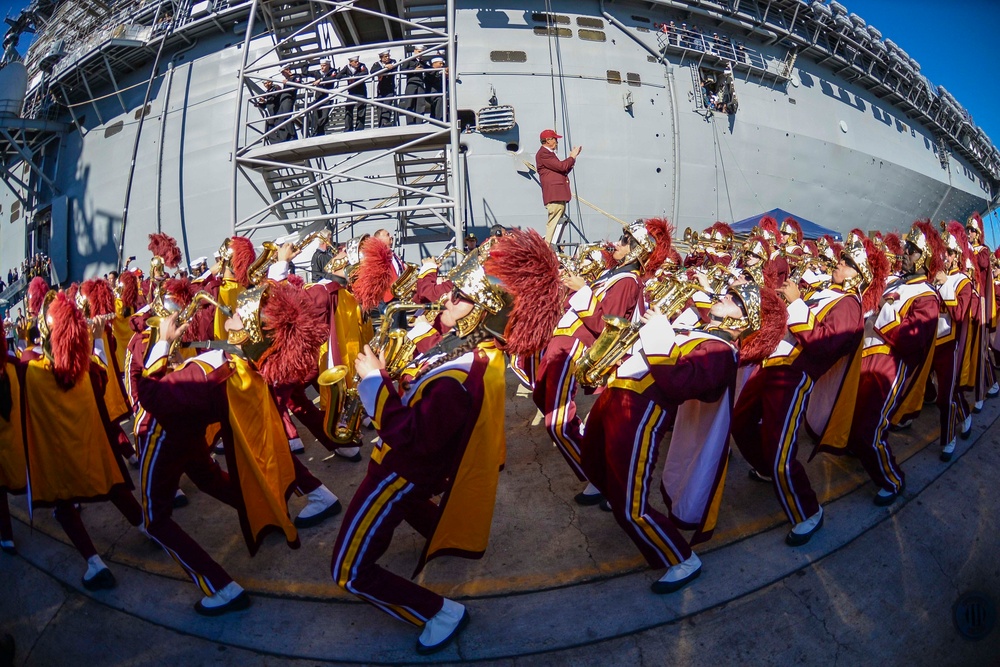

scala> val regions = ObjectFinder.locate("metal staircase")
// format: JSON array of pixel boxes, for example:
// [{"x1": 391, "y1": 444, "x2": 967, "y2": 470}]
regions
[{"x1": 231, "y1": 0, "x2": 460, "y2": 254}]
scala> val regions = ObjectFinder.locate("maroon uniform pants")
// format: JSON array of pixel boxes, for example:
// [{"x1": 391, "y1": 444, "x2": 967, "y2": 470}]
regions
[
  {"x1": 0, "y1": 493, "x2": 11, "y2": 542},
  {"x1": 53, "y1": 485, "x2": 142, "y2": 561},
  {"x1": 532, "y1": 338, "x2": 587, "y2": 481},
  {"x1": 331, "y1": 463, "x2": 443, "y2": 626},
  {"x1": 732, "y1": 366, "x2": 819, "y2": 525},
  {"x1": 846, "y1": 353, "x2": 906, "y2": 493},
  {"x1": 931, "y1": 340, "x2": 969, "y2": 448},
  {"x1": 274, "y1": 382, "x2": 339, "y2": 451},
  {"x1": 581, "y1": 389, "x2": 690, "y2": 568}
]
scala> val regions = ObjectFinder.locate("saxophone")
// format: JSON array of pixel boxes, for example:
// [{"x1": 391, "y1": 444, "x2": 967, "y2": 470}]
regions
[
  {"x1": 317, "y1": 302, "x2": 429, "y2": 445},
  {"x1": 574, "y1": 315, "x2": 642, "y2": 388},
  {"x1": 247, "y1": 231, "x2": 327, "y2": 285},
  {"x1": 392, "y1": 247, "x2": 467, "y2": 303},
  {"x1": 146, "y1": 291, "x2": 233, "y2": 355}
]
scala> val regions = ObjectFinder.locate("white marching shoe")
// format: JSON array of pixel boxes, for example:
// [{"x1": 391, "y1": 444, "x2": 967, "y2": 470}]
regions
[
  {"x1": 294, "y1": 485, "x2": 341, "y2": 528},
  {"x1": 651, "y1": 552, "x2": 702, "y2": 594},
  {"x1": 195, "y1": 581, "x2": 251, "y2": 616},
  {"x1": 941, "y1": 439, "x2": 956, "y2": 462},
  {"x1": 416, "y1": 598, "x2": 469, "y2": 655}
]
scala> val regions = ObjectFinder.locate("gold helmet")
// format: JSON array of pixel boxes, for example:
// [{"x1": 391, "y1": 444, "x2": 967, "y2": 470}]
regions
[
  {"x1": 616, "y1": 220, "x2": 656, "y2": 268},
  {"x1": 904, "y1": 221, "x2": 946, "y2": 275},
  {"x1": 840, "y1": 230, "x2": 873, "y2": 291}
]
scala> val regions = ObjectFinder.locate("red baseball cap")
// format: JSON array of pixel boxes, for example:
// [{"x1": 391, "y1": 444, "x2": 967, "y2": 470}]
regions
[{"x1": 539, "y1": 129, "x2": 562, "y2": 141}]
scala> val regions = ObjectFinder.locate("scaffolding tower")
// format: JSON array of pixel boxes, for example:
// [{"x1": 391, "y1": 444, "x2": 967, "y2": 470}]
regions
[{"x1": 230, "y1": 0, "x2": 461, "y2": 253}]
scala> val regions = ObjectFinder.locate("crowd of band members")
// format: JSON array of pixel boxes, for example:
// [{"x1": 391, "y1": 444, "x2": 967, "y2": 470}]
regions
[
  {"x1": 251, "y1": 45, "x2": 450, "y2": 143},
  {"x1": 0, "y1": 210, "x2": 997, "y2": 653}
]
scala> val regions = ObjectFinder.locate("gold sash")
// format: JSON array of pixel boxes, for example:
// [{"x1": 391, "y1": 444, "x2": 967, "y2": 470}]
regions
[{"x1": 225, "y1": 356, "x2": 298, "y2": 554}]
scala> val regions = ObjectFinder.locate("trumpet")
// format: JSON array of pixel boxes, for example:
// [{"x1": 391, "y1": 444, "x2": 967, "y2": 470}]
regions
[
  {"x1": 317, "y1": 302, "x2": 429, "y2": 445},
  {"x1": 146, "y1": 291, "x2": 233, "y2": 355},
  {"x1": 247, "y1": 231, "x2": 328, "y2": 285}
]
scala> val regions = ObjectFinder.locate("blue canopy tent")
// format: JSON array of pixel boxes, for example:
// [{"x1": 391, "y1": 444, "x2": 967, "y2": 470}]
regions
[{"x1": 730, "y1": 208, "x2": 842, "y2": 241}]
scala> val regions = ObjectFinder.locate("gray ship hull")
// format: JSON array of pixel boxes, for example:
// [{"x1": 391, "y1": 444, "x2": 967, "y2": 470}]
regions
[{"x1": 0, "y1": 0, "x2": 995, "y2": 283}]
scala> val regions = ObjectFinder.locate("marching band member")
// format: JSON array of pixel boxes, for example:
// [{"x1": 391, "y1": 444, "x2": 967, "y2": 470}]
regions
[
  {"x1": 17, "y1": 277, "x2": 49, "y2": 358},
  {"x1": 964, "y1": 213, "x2": 998, "y2": 409},
  {"x1": 532, "y1": 219, "x2": 667, "y2": 507},
  {"x1": 931, "y1": 222, "x2": 975, "y2": 461},
  {"x1": 332, "y1": 229, "x2": 562, "y2": 654},
  {"x1": 732, "y1": 230, "x2": 877, "y2": 545},
  {"x1": 0, "y1": 322, "x2": 25, "y2": 555},
  {"x1": 847, "y1": 221, "x2": 942, "y2": 503},
  {"x1": 581, "y1": 278, "x2": 786, "y2": 593},
  {"x1": 138, "y1": 280, "x2": 328, "y2": 615},
  {"x1": 21, "y1": 291, "x2": 144, "y2": 590}
]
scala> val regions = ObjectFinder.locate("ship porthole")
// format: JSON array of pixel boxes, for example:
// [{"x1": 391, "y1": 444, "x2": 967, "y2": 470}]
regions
[
  {"x1": 506, "y1": 142, "x2": 520, "y2": 153},
  {"x1": 840, "y1": 120, "x2": 849, "y2": 133}
]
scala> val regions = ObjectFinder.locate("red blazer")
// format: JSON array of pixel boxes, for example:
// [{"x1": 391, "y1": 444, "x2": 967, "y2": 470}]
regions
[{"x1": 535, "y1": 146, "x2": 575, "y2": 205}]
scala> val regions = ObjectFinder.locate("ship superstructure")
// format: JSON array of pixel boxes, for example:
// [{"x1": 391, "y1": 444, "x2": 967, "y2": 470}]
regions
[{"x1": 0, "y1": 0, "x2": 997, "y2": 296}]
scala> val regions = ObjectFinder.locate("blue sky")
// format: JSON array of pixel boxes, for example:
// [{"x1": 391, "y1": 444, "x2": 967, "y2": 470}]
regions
[{"x1": 839, "y1": 0, "x2": 1000, "y2": 243}]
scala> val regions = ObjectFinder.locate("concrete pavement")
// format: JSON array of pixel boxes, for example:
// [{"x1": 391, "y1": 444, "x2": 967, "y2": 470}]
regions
[{"x1": 0, "y1": 372, "x2": 997, "y2": 665}]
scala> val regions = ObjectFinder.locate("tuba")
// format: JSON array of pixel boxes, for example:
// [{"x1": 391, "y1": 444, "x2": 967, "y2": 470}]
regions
[
  {"x1": 574, "y1": 315, "x2": 642, "y2": 388},
  {"x1": 247, "y1": 231, "x2": 327, "y2": 285},
  {"x1": 317, "y1": 302, "x2": 429, "y2": 445}
]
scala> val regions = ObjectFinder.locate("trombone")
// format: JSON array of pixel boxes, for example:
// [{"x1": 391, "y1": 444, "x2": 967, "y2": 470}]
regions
[{"x1": 247, "y1": 231, "x2": 328, "y2": 285}]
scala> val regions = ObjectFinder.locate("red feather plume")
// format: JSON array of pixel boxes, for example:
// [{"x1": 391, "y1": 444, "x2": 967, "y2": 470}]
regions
[
  {"x1": 229, "y1": 236, "x2": 256, "y2": 288},
  {"x1": 352, "y1": 237, "x2": 395, "y2": 312},
  {"x1": 707, "y1": 221, "x2": 734, "y2": 238},
  {"x1": 946, "y1": 220, "x2": 977, "y2": 284},
  {"x1": 48, "y1": 291, "x2": 90, "y2": 390},
  {"x1": 81, "y1": 278, "x2": 115, "y2": 317},
  {"x1": 858, "y1": 234, "x2": 889, "y2": 314},
  {"x1": 739, "y1": 286, "x2": 788, "y2": 365},
  {"x1": 27, "y1": 277, "x2": 49, "y2": 317},
  {"x1": 803, "y1": 240, "x2": 819, "y2": 256},
  {"x1": 883, "y1": 232, "x2": 903, "y2": 272},
  {"x1": 147, "y1": 233, "x2": 182, "y2": 269},
  {"x1": 643, "y1": 218, "x2": 674, "y2": 280},
  {"x1": 286, "y1": 274, "x2": 305, "y2": 288},
  {"x1": 65, "y1": 283, "x2": 79, "y2": 301},
  {"x1": 666, "y1": 248, "x2": 682, "y2": 266},
  {"x1": 163, "y1": 277, "x2": 197, "y2": 307},
  {"x1": 782, "y1": 217, "x2": 803, "y2": 244},
  {"x1": 258, "y1": 281, "x2": 328, "y2": 386},
  {"x1": 762, "y1": 258, "x2": 782, "y2": 290},
  {"x1": 913, "y1": 220, "x2": 946, "y2": 277},
  {"x1": 485, "y1": 229, "x2": 565, "y2": 356},
  {"x1": 119, "y1": 271, "x2": 139, "y2": 311},
  {"x1": 758, "y1": 216, "x2": 781, "y2": 240}
]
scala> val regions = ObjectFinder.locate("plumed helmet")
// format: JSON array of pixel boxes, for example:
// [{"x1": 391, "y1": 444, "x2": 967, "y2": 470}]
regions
[
  {"x1": 27, "y1": 276, "x2": 50, "y2": 318},
  {"x1": 616, "y1": 219, "x2": 657, "y2": 268},
  {"x1": 118, "y1": 271, "x2": 139, "y2": 312},
  {"x1": 352, "y1": 236, "x2": 395, "y2": 312},
  {"x1": 228, "y1": 281, "x2": 328, "y2": 386},
  {"x1": 780, "y1": 217, "x2": 803, "y2": 246},
  {"x1": 228, "y1": 236, "x2": 257, "y2": 288},
  {"x1": 731, "y1": 282, "x2": 788, "y2": 365},
  {"x1": 148, "y1": 233, "x2": 182, "y2": 271},
  {"x1": 966, "y1": 211, "x2": 985, "y2": 239},
  {"x1": 642, "y1": 218, "x2": 674, "y2": 280},
  {"x1": 842, "y1": 229, "x2": 874, "y2": 287},
  {"x1": 905, "y1": 220, "x2": 946, "y2": 275},
  {"x1": 702, "y1": 221, "x2": 734, "y2": 247},
  {"x1": 39, "y1": 291, "x2": 91, "y2": 390},
  {"x1": 756, "y1": 216, "x2": 781, "y2": 245},
  {"x1": 79, "y1": 278, "x2": 116, "y2": 318}
]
